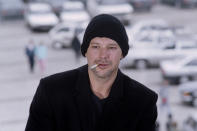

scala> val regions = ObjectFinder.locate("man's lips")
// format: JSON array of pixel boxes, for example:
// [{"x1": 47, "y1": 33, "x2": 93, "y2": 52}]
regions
[{"x1": 98, "y1": 64, "x2": 109, "y2": 69}]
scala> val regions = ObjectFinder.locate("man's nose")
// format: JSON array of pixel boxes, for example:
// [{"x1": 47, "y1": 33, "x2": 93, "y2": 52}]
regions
[{"x1": 99, "y1": 48, "x2": 109, "y2": 59}]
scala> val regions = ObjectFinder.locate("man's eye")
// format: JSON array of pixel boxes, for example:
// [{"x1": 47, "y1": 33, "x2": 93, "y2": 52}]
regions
[
  {"x1": 109, "y1": 47, "x2": 117, "y2": 50},
  {"x1": 92, "y1": 45, "x2": 99, "y2": 48}
]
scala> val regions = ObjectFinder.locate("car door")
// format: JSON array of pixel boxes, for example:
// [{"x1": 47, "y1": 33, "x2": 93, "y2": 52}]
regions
[{"x1": 56, "y1": 27, "x2": 74, "y2": 45}]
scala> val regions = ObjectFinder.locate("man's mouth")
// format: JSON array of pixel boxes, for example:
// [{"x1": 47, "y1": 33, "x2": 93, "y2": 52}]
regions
[{"x1": 98, "y1": 63, "x2": 109, "y2": 69}]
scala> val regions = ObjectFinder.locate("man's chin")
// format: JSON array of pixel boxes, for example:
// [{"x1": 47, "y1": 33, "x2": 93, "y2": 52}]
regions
[{"x1": 94, "y1": 70, "x2": 114, "y2": 79}]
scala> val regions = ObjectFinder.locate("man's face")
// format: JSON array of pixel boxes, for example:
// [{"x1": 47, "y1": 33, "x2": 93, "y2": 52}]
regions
[{"x1": 85, "y1": 37, "x2": 123, "y2": 79}]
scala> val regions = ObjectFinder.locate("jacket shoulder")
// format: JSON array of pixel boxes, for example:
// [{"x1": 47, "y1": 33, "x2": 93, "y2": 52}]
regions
[
  {"x1": 39, "y1": 68, "x2": 80, "y2": 93},
  {"x1": 44, "y1": 69, "x2": 78, "y2": 84},
  {"x1": 122, "y1": 74, "x2": 158, "y2": 103}
]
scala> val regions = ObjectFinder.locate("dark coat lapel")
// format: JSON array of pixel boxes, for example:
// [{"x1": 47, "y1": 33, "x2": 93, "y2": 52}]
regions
[
  {"x1": 73, "y1": 65, "x2": 127, "y2": 131},
  {"x1": 73, "y1": 65, "x2": 94, "y2": 131},
  {"x1": 99, "y1": 70, "x2": 128, "y2": 131}
]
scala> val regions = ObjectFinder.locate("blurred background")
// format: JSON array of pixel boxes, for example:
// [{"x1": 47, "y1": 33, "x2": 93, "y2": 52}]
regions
[{"x1": 1, "y1": 0, "x2": 197, "y2": 131}]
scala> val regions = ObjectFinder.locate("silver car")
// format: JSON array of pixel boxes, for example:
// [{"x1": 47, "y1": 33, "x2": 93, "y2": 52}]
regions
[
  {"x1": 161, "y1": 56, "x2": 197, "y2": 84},
  {"x1": 87, "y1": 0, "x2": 133, "y2": 25},
  {"x1": 49, "y1": 22, "x2": 85, "y2": 49},
  {"x1": 179, "y1": 81, "x2": 197, "y2": 107},
  {"x1": 24, "y1": 2, "x2": 59, "y2": 31},
  {"x1": 182, "y1": 115, "x2": 197, "y2": 131}
]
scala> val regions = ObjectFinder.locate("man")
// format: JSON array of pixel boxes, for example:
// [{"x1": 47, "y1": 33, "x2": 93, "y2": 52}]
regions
[
  {"x1": 25, "y1": 14, "x2": 158, "y2": 131},
  {"x1": 25, "y1": 39, "x2": 36, "y2": 73}
]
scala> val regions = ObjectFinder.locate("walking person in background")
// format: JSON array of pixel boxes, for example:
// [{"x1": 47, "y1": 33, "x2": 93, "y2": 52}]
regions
[
  {"x1": 25, "y1": 39, "x2": 36, "y2": 73},
  {"x1": 159, "y1": 80, "x2": 171, "y2": 114},
  {"x1": 166, "y1": 113, "x2": 178, "y2": 131},
  {"x1": 71, "y1": 28, "x2": 81, "y2": 61},
  {"x1": 36, "y1": 41, "x2": 47, "y2": 74}
]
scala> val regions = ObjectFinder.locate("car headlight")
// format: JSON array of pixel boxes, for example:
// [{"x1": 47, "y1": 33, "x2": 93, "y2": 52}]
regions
[{"x1": 183, "y1": 92, "x2": 191, "y2": 96}]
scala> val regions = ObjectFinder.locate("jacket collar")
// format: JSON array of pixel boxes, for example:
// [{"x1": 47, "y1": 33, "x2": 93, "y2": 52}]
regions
[
  {"x1": 73, "y1": 64, "x2": 125, "y2": 131},
  {"x1": 74, "y1": 64, "x2": 124, "y2": 99}
]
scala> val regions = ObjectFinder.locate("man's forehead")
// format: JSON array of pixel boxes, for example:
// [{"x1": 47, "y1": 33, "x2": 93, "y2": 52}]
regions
[{"x1": 90, "y1": 37, "x2": 119, "y2": 45}]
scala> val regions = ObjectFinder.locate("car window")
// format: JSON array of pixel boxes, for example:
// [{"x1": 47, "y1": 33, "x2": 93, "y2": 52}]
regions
[
  {"x1": 138, "y1": 36, "x2": 153, "y2": 42},
  {"x1": 50, "y1": 0, "x2": 67, "y2": 5},
  {"x1": 63, "y1": 6, "x2": 83, "y2": 12},
  {"x1": 140, "y1": 26, "x2": 151, "y2": 32},
  {"x1": 180, "y1": 44, "x2": 197, "y2": 49},
  {"x1": 97, "y1": 0, "x2": 128, "y2": 5},
  {"x1": 186, "y1": 59, "x2": 197, "y2": 66},
  {"x1": 58, "y1": 28, "x2": 70, "y2": 32}
]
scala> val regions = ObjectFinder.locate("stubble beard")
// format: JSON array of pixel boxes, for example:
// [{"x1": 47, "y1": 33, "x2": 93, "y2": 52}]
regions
[{"x1": 92, "y1": 63, "x2": 118, "y2": 79}]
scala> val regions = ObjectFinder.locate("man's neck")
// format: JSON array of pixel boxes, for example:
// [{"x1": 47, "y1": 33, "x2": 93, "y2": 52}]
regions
[{"x1": 88, "y1": 69, "x2": 118, "y2": 99}]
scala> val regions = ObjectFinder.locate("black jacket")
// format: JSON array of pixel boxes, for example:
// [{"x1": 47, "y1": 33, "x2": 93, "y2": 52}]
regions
[{"x1": 25, "y1": 65, "x2": 158, "y2": 131}]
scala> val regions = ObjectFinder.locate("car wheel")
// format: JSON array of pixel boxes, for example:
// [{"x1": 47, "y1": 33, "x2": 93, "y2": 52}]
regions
[
  {"x1": 135, "y1": 60, "x2": 148, "y2": 69},
  {"x1": 52, "y1": 42, "x2": 63, "y2": 49}
]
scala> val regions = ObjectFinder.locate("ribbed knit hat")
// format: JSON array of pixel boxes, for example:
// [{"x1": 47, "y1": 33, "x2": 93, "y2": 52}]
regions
[{"x1": 81, "y1": 14, "x2": 129, "y2": 57}]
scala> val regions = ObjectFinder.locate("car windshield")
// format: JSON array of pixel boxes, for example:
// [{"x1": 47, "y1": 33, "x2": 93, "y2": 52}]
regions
[
  {"x1": 63, "y1": 7, "x2": 83, "y2": 12},
  {"x1": 97, "y1": 0, "x2": 128, "y2": 5},
  {"x1": 178, "y1": 42, "x2": 197, "y2": 49},
  {"x1": 30, "y1": 10, "x2": 52, "y2": 14},
  {"x1": 50, "y1": 0, "x2": 67, "y2": 6}
]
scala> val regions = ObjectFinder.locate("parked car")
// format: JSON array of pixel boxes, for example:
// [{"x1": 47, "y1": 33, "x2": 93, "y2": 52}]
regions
[
  {"x1": 182, "y1": 115, "x2": 197, "y2": 131},
  {"x1": 127, "y1": 0, "x2": 155, "y2": 11},
  {"x1": 160, "y1": 55, "x2": 197, "y2": 84},
  {"x1": 0, "y1": 0, "x2": 25, "y2": 19},
  {"x1": 179, "y1": 81, "x2": 197, "y2": 107},
  {"x1": 59, "y1": 1, "x2": 90, "y2": 24},
  {"x1": 49, "y1": 22, "x2": 86, "y2": 49},
  {"x1": 24, "y1": 2, "x2": 59, "y2": 31},
  {"x1": 161, "y1": 0, "x2": 197, "y2": 8},
  {"x1": 121, "y1": 31, "x2": 197, "y2": 69},
  {"x1": 129, "y1": 19, "x2": 170, "y2": 39},
  {"x1": 120, "y1": 30, "x2": 176, "y2": 69},
  {"x1": 86, "y1": 0, "x2": 133, "y2": 25}
]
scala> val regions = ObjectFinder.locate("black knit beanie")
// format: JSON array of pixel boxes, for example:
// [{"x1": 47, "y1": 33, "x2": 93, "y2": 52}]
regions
[{"x1": 81, "y1": 14, "x2": 129, "y2": 57}]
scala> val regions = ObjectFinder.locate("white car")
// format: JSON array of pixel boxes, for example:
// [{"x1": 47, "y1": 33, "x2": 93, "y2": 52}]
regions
[
  {"x1": 87, "y1": 0, "x2": 133, "y2": 25},
  {"x1": 160, "y1": 56, "x2": 197, "y2": 84},
  {"x1": 60, "y1": 1, "x2": 90, "y2": 24},
  {"x1": 120, "y1": 32, "x2": 176, "y2": 69},
  {"x1": 182, "y1": 114, "x2": 197, "y2": 131},
  {"x1": 24, "y1": 3, "x2": 59, "y2": 31},
  {"x1": 179, "y1": 81, "x2": 197, "y2": 107},
  {"x1": 121, "y1": 36, "x2": 197, "y2": 69},
  {"x1": 129, "y1": 19, "x2": 170, "y2": 39},
  {"x1": 126, "y1": 19, "x2": 174, "y2": 48},
  {"x1": 49, "y1": 22, "x2": 86, "y2": 49}
]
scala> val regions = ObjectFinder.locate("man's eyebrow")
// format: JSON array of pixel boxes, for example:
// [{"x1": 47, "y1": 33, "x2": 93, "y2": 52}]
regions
[
  {"x1": 90, "y1": 42, "x2": 99, "y2": 45},
  {"x1": 108, "y1": 43, "x2": 118, "y2": 46}
]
